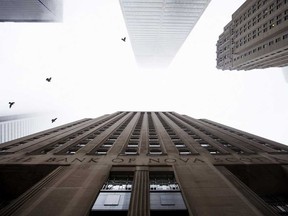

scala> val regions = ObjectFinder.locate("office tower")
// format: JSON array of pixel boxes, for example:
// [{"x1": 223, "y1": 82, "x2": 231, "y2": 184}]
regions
[
  {"x1": 0, "y1": 111, "x2": 288, "y2": 216},
  {"x1": 119, "y1": 0, "x2": 211, "y2": 68},
  {"x1": 217, "y1": 0, "x2": 288, "y2": 70},
  {"x1": 0, "y1": 114, "x2": 50, "y2": 144},
  {"x1": 0, "y1": 0, "x2": 63, "y2": 22}
]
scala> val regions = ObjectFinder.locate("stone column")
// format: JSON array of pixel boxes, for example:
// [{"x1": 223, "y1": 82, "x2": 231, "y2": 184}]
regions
[{"x1": 128, "y1": 166, "x2": 150, "y2": 216}]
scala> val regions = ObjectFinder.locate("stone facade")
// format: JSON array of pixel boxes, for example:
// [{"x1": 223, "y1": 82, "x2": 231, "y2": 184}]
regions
[
  {"x1": 217, "y1": 0, "x2": 288, "y2": 70},
  {"x1": 0, "y1": 111, "x2": 288, "y2": 215}
]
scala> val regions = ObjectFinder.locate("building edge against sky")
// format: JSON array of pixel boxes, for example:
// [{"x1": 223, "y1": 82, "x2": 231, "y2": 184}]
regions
[
  {"x1": 119, "y1": 0, "x2": 211, "y2": 68},
  {"x1": 216, "y1": 0, "x2": 288, "y2": 70},
  {"x1": 0, "y1": 111, "x2": 288, "y2": 216}
]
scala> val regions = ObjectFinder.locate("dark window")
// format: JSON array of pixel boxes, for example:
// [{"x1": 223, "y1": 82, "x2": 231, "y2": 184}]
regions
[
  {"x1": 150, "y1": 172, "x2": 189, "y2": 216},
  {"x1": 91, "y1": 172, "x2": 133, "y2": 216}
]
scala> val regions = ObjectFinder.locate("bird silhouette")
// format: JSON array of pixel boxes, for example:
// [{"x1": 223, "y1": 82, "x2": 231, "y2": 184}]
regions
[
  {"x1": 51, "y1": 118, "x2": 57, "y2": 123},
  {"x1": 46, "y1": 77, "x2": 52, "y2": 82},
  {"x1": 121, "y1": 37, "x2": 126, "y2": 42},
  {"x1": 8, "y1": 102, "x2": 15, "y2": 108}
]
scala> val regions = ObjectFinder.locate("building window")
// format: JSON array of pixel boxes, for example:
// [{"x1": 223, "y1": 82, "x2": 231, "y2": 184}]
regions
[
  {"x1": 150, "y1": 172, "x2": 188, "y2": 216},
  {"x1": 95, "y1": 147, "x2": 109, "y2": 155},
  {"x1": 149, "y1": 148, "x2": 162, "y2": 155},
  {"x1": 91, "y1": 172, "x2": 133, "y2": 215},
  {"x1": 125, "y1": 148, "x2": 138, "y2": 155}
]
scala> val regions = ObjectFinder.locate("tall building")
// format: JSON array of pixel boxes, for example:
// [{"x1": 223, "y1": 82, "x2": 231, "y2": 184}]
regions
[
  {"x1": 0, "y1": 114, "x2": 50, "y2": 144},
  {"x1": 216, "y1": 0, "x2": 288, "y2": 70},
  {"x1": 0, "y1": 111, "x2": 288, "y2": 216},
  {"x1": 0, "y1": 0, "x2": 63, "y2": 22},
  {"x1": 119, "y1": 0, "x2": 211, "y2": 68}
]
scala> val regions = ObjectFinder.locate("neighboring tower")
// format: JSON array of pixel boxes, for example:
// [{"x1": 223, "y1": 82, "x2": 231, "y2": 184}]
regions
[
  {"x1": 0, "y1": 112, "x2": 288, "y2": 216},
  {"x1": 0, "y1": 0, "x2": 63, "y2": 22},
  {"x1": 0, "y1": 114, "x2": 50, "y2": 144},
  {"x1": 119, "y1": 0, "x2": 211, "y2": 68},
  {"x1": 217, "y1": 0, "x2": 288, "y2": 70}
]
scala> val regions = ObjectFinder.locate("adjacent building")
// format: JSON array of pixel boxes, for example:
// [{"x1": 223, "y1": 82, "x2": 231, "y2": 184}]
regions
[
  {"x1": 0, "y1": 0, "x2": 63, "y2": 22},
  {"x1": 0, "y1": 114, "x2": 50, "y2": 144},
  {"x1": 0, "y1": 111, "x2": 288, "y2": 215},
  {"x1": 119, "y1": 0, "x2": 211, "y2": 68},
  {"x1": 217, "y1": 0, "x2": 288, "y2": 70}
]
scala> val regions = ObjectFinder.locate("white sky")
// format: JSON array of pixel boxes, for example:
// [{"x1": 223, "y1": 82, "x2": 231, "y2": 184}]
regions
[{"x1": 0, "y1": 0, "x2": 288, "y2": 145}]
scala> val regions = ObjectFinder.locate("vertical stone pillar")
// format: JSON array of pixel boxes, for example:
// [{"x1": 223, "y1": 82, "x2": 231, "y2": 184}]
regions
[{"x1": 128, "y1": 166, "x2": 150, "y2": 216}]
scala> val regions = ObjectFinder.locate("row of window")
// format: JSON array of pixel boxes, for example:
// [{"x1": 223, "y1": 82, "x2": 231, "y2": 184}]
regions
[
  {"x1": 65, "y1": 114, "x2": 128, "y2": 155},
  {"x1": 92, "y1": 166, "x2": 288, "y2": 215},
  {"x1": 156, "y1": 113, "x2": 192, "y2": 155},
  {"x1": 147, "y1": 112, "x2": 163, "y2": 155},
  {"x1": 235, "y1": 12, "x2": 287, "y2": 48},
  {"x1": 200, "y1": 120, "x2": 288, "y2": 153},
  {"x1": 236, "y1": 47, "x2": 288, "y2": 70},
  {"x1": 0, "y1": 118, "x2": 92, "y2": 153},
  {"x1": 168, "y1": 113, "x2": 255, "y2": 155},
  {"x1": 164, "y1": 113, "x2": 224, "y2": 155},
  {"x1": 217, "y1": 1, "x2": 288, "y2": 69},
  {"x1": 234, "y1": 0, "x2": 286, "y2": 28},
  {"x1": 92, "y1": 171, "x2": 188, "y2": 215},
  {"x1": 230, "y1": 33, "x2": 287, "y2": 69},
  {"x1": 37, "y1": 116, "x2": 116, "y2": 155},
  {"x1": 124, "y1": 112, "x2": 144, "y2": 155},
  {"x1": 93, "y1": 113, "x2": 136, "y2": 155}
]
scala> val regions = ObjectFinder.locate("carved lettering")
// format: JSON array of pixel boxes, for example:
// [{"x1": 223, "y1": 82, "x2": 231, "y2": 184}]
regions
[
  {"x1": 88, "y1": 158, "x2": 99, "y2": 163},
  {"x1": 149, "y1": 158, "x2": 160, "y2": 163},
  {"x1": 128, "y1": 158, "x2": 136, "y2": 163},
  {"x1": 46, "y1": 157, "x2": 57, "y2": 162},
  {"x1": 112, "y1": 158, "x2": 124, "y2": 163},
  {"x1": 193, "y1": 158, "x2": 205, "y2": 163},
  {"x1": 72, "y1": 158, "x2": 86, "y2": 163},
  {"x1": 45, "y1": 157, "x2": 68, "y2": 163},
  {"x1": 56, "y1": 158, "x2": 68, "y2": 163},
  {"x1": 214, "y1": 157, "x2": 271, "y2": 163},
  {"x1": 179, "y1": 157, "x2": 189, "y2": 163}
]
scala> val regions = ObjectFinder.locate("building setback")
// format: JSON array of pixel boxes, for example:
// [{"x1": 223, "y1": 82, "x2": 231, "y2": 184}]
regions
[
  {"x1": 0, "y1": 0, "x2": 63, "y2": 22},
  {"x1": 0, "y1": 111, "x2": 288, "y2": 216},
  {"x1": 217, "y1": 0, "x2": 288, "y2": 70},
  {"x1": 119, "y1": 0, "x2": 211, "y2": 68}
]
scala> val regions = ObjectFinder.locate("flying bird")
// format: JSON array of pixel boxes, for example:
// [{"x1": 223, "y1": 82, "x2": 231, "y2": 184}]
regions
[
  {"x1": 46, "y1": 77, "x2": 52, "y2": 82},
  {"x1": 51, "y1": 118, "x2": 57, "y2": 123},
  {"x1": 8, "y1": 102, "x2": 15, "y2": 108},
  {"x1": 121, "y1": 37, "x2": 126, "y2": 42}
]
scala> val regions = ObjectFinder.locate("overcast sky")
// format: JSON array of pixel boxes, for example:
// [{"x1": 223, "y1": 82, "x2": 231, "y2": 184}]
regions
[{"x1": 0, "y1": 0, "x2": 288, "y2": 145}]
